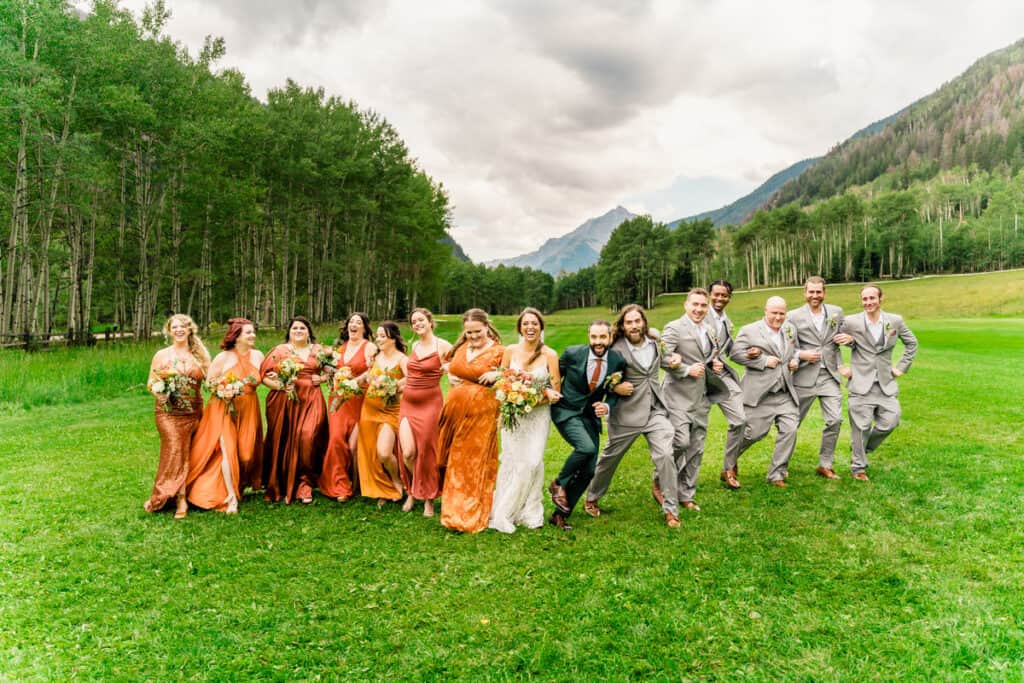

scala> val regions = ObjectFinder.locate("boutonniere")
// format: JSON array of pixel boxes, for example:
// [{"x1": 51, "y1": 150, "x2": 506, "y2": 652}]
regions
[
  {"x1": 603, "y1": 371, "x2": 623, "y2": 390},
  {"x1": 707, "y1": 327, "x2": 719, "y2": 346},
  {"x1": 657, "y1": 338, "x2": 669, "y2": 357},
  {"x1": 885, "y1": 321, "x2": 894, "y2": 336},
  {"x1": 784, "y1": 325, "x2": 795, "y2": 341},
  {"x1": 827, "y1": 316, "x2": 838, "y2": 330}
]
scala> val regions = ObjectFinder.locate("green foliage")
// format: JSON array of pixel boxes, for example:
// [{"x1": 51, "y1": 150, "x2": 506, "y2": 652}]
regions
[
  {"x1": 439, "y1": 259, "x2": 554, "y2": 315},
  {"x1": 0, "y1": 1, "x2": 453, "y2": 344}
]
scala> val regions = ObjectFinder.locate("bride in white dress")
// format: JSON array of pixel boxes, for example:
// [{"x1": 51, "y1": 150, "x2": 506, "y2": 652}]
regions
[{"x1": 489, "y1": 308, "x2": 562, "y2": 533}]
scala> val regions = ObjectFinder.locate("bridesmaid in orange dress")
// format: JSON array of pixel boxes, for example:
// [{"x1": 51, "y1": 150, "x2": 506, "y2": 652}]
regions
[
  {"x1": 438, "y1": 308, "x2": 505, "y2": 533},
  {"x1": 319, "y1": 313, "x2": 377, "y2": 502},
  {"x1": 355, "y1": 321, "x2": 407, "y2": 505},
  {"x1": 186, "y1": 318, "x2": 264, "y2": 513},
  {"x1": 144, "y1": 314, "x2": 211, "y2": 519},
  {"x1": 398, "y1": 308, "x2": 451, "y2": 517},
  {"x1": 261, "y1": 315, "x2": 329, "y2": 504}
]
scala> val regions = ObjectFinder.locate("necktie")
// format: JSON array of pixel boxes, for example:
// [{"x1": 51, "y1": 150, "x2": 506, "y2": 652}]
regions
[{"x1": 588, "y1": 357, "x2": 603, "y2": 391}]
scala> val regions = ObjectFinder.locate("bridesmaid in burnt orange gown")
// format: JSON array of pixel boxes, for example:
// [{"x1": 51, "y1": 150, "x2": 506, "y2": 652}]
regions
[
  {"x1": 319, "y1": 313, "x2": 377, "y2": 502},
  {"x1": 438, "y1": 308, "x2": 505, "y2": 533},
  {"x1": 398, "y1": 308, "x2": 451, "y2": 517},
  {"x1": 144, "y1": 314, "x2": 211, "y2": 519},
  {"x1": 261, "y1": 315, "x2": 329, "y2": 504},
  {"x1": 186, "y1": 318, "x2": 264, "y2": 513},
  {"x1": 355, "y1": 321, "x2": 407, "y2": 505}
]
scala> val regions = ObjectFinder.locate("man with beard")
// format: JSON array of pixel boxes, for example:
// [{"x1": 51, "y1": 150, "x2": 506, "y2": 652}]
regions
[
  {"x1": 583, "y1": 305, "x2": 681, "y2": 528},
  {"x1": 548, "y1": 320, "x2": 628, "y2": 530}
]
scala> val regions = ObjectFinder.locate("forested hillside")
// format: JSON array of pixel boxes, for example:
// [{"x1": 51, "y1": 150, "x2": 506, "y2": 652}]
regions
[{"x1": 0, "y1": 0, "x2": 452, "y2": 343}]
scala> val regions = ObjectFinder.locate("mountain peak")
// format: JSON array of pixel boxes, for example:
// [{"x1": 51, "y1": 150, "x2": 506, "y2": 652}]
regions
[{"x1": 487, "y1": 206, "x2": 638, "y2": 274}]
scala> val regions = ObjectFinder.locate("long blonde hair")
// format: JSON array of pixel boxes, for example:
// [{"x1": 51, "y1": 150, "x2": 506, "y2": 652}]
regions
[{"x1": 163, "y1": 314, "x2": 211, "y2": 371}]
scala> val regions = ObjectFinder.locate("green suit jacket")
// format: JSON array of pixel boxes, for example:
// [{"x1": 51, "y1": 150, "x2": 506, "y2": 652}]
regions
[{"x1": 551, "y1": 344, "x2": 626, "y2": 431}]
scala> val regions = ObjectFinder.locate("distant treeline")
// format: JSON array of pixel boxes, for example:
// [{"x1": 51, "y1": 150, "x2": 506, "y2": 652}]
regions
[
  {"x1": 584, "y1": 165, "x2": 1024, "y2": 310},
  {"x1": 0, "y1": 0, "x2": 452, "y2": 343}
]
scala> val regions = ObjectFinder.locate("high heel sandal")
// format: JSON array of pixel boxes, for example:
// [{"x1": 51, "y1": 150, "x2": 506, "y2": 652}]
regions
[
  {"x1": 174, "y1": 494, "x2": 188, "y2": 519},
  {"x1": 226, "y1": 495, "x2": 239, "y2": 515}
]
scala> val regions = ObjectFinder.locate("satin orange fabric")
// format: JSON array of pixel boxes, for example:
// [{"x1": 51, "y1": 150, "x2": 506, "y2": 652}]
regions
[
  {"x1": 319, "y1": 340, "x2": 370, "y2": 499},
  {"x1": 261, "y1": 344, "x2": 328, "y2": 503},
  {"x1": 355, "y1": 363, "x2": 405, "y2": 501},
  {"x1": 186, "y1": 350, "x2": 263, "y2": 511},
  {"x1": 146, "y1": 364, "x2": 204, "y2": 512},
  {"x1": 439, "y1": 343, "x2": 504, "y2": 533},
  {"x1": 399, "y1": 349, "x2": 444, "y2": 500}
]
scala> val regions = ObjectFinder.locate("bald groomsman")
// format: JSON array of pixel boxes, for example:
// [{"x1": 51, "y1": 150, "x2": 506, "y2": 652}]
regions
[
  {"x1": 786, "y1": 276, "x2": 850, "y2": 480},
  {"x1": 660, "y1": 288, "x2": 729, "y2": 511},
  {"x1": 838, "y1": 285, "x2": 917, "y2": 481},
  {"x1": 705, "y1": 280, "x2": 748, "y2": 490},
  {"x1": 729, "y1": 296, "x2": 801, "y2": 487}
]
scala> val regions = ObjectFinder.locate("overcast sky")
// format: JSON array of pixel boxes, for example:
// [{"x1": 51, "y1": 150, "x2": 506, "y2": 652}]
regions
[{"x1": 116, "y1": 0, "x2": 1024, "y2": 261}]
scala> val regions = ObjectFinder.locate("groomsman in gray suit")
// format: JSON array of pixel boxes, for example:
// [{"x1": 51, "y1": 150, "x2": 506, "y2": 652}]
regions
[
  {"x1": 730, "y1": 296, "x2": 801, "y2": 486},
  {"x1": 838, "y1": 284, "x2": 917, "y2": 481},
  {"x1": 584, "y1": 304, "x2": 681, "y2": 528},
  {"x1": 706, "y1": 280, "x2": 748, "y2": 490},
  {"x1": 786, "y1": 276, "x2": 851, "y2": 480},
  {"x1": 659, "y1": 288, "x2": 729, "y2": 511}
]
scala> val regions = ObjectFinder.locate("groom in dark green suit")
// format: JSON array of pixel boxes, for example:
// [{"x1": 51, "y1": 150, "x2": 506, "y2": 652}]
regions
[{"x1": 548, "y1": 320, "x2": 627, "y2": 530}]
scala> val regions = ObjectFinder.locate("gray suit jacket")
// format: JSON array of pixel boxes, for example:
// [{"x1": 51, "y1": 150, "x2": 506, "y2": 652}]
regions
[
  {"x1": 660, "y1": 316, "x2": 727, "y2": 413},
  {"x1": 730, "y1": 320, "x2": 799, "y2": 407},
  {"x1": 607, "y1": 335, "x2": 670, "y2": 430},
  {"x1": 786, "y1": 303, "x2": 844, "y2": 387},
  {"x1": 707, "y1": 310, "x2": 741, "y2": 386},
  {"x1": 841, "y1": 311, "x2": 917, "y2": 396}
]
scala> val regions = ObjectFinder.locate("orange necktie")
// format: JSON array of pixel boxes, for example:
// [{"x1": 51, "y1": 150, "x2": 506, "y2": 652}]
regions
[{"x1": 588, "y1": 357, "x2": 603, "y2": 392}]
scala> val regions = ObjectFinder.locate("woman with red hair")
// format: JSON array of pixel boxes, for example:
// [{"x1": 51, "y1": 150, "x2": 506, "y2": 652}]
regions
[{"x1": 186, "y1": 318, "x2": 265, "y2": 513}]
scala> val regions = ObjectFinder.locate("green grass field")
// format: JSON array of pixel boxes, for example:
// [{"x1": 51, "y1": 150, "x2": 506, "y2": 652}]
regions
[{"x1": 2, "y1": 271, "x2": 1024, "y2": 681}]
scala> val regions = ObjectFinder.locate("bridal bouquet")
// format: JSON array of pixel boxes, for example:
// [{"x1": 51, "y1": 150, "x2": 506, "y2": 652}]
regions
[
  {"x1": 329, "y1": 366, "x2": 363, "y2": 412},
  {"x1": 206, "y1": 371, "x2": 257, "y2": 416},
  {"x1": 277, "y1": 356, "x2": 303, "y2": 401},
  {"x1": 149, "y1": 360, "x2": 197, "y2": 412},
  {"x1": 366, "y1": 365, "x2": 401, "y2": 406},
  {"x1": 491, "y1": 367, "x2": 545, "y2": 432}
]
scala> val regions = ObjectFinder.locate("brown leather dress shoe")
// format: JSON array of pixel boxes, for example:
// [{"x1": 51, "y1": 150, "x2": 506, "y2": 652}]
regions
[
  {"x1": 665, "y1": 512, "x2": 680, "y2": 528},
  {"x1": 720, "y1": 469, "x2": 741, "y2": 490},
  {"x1": 681, "y1": 501, "x2": 701, "y2": 512},
  {"x1": 548, "y1": 480, "x2": 569, "y2": 513},
  {"x1": 548, "y1": 512, "x2": 573, "y2": 531},
  {"x1": 768, "y1": 479, "x2": 787, "y2": 488},
  {"x1": 852, "y1": 471, "x2": 870, "y2": 482},
  {"x1": 815, "y1": 466, "x2": 840, "y2": 480},
  {"x1": 583, "y1": 500, "x2": 601, "y2": 517},
  {"x1": 652, "y1": 481, "x2": 665, "y2": 507}
]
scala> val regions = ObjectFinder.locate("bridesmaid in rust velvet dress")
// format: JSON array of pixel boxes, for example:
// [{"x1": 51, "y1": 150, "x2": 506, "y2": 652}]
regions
[
  {"x1": 144, "y1": 314, "x2": 211, "y2": 519},
  {"x1": 438, "y1": 308, "x2": 505, "y2": 533},
  {"x1": 355, "y1": 321, "x2": 407, "y2": 505},
  {"x1": 319, "y1": 313, "x2": 377, "y2": 502},
  {"x1": 261, "y1": 315, "x2": 329, "y2": 504},
  {"x1": 398, "y1": 308, "x2": 451, "y2": 517},
  {"x1": 186, "y1": 318, "x2": 264, "y2": 513}
]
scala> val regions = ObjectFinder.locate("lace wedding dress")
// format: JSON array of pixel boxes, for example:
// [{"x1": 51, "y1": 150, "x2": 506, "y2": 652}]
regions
[{"x1": 488, "y1": 361, "x2": 551, "y2": 533}]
